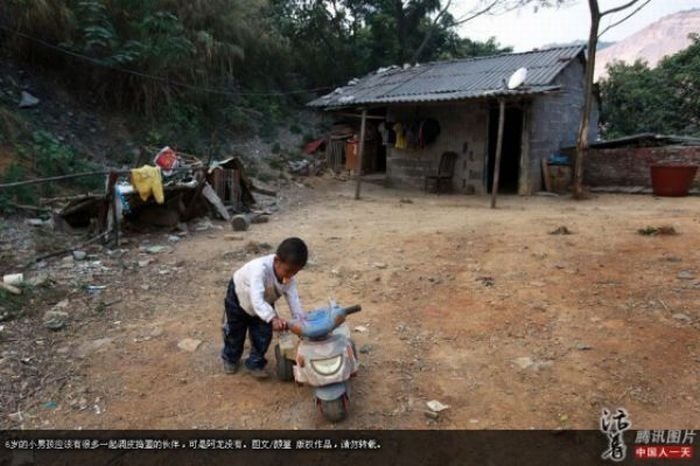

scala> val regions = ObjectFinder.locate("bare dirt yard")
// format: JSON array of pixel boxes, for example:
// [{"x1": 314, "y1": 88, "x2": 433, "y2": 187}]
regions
[{"x1": 2, "y1": 178, "x2": 700, "y2": 430}]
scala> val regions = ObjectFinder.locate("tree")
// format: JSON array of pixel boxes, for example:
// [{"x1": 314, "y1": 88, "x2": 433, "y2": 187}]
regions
[
  {"x1": 573, "y1": 0, "x2": 653, "y2": 198},
  {"x1": 599, "y1": 34, "x2": 700, "y2": 138}
]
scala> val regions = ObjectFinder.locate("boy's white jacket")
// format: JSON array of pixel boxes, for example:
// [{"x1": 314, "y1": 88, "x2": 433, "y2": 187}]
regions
[{"x1": 233, "y1": 254, "x2": 304, "y2": 322}]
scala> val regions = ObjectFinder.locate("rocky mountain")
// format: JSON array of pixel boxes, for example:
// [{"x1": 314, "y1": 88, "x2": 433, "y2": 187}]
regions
[{"x1": 595, "y1": 9, "x2": 700, "y2": 80}]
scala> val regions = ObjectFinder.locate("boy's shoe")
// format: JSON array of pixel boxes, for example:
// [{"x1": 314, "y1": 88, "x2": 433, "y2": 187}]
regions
[
  {"x1": 243, "y1": 366, "x2": 270, "y2": 379},
  {"x1": 223, "y1": 360, "x2": 241, "y2": 375}
]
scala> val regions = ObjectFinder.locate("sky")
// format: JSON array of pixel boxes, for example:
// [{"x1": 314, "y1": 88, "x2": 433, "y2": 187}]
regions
[{"x1": 453, "y1": 0, "x2": 700, "y2": 51}]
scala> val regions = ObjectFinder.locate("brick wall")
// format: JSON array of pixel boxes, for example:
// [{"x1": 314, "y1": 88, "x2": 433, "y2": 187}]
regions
[
  {"x1": 584, "y1": 146, "x2": 700, "y2": 188},
  {"x1": 528, "y1": 57, "x2": 598, "y2": 194}
]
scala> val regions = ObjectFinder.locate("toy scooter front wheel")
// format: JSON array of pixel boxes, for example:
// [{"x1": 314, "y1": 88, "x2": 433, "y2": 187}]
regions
[
  {"x1": 318, "y1": 396, "x2": 348, "y2": 422},
  {"x1": 274, "y1": 344, "x2": 294, "y2": 381}
]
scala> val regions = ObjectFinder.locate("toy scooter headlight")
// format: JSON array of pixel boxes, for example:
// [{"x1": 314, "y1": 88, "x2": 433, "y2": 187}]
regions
[{"x1": 310, "y1": 355, "x2": 343, "y2": 375}]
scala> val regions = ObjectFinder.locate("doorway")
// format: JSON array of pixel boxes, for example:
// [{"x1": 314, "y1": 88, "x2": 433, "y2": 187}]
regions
[{"x1": 487, "y1": 106, "x2": 523, "y2": 193}]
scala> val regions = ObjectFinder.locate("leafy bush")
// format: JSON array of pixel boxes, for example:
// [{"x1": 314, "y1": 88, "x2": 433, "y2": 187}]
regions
[
  {"x1": 30, "y1": 130, "x2": 102, "y2": 191},
  {"x1": 0, "y1": 163, "x2": 38, "y2": 209}
]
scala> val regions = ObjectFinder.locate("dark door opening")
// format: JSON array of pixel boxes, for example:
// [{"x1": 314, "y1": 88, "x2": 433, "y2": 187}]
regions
[{"x1": 487, "y1": 106, "x2": 523, "y2": 193}]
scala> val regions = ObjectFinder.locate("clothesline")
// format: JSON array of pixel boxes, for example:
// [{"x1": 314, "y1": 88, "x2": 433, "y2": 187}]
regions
[{"x1": 0, "y1": 167, "x2": 201, "y2": 189}]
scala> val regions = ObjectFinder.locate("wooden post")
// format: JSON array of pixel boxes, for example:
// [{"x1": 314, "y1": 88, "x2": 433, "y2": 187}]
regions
[
  {"x1": 105, "y1": 171, "x2": 118, "y2": 246},
  {"x1": 354, "y1": 109, "x2": 367, "y2": 200},
  {"x1": 490, "y1": 99, "x2": 506, "y2": 209}
]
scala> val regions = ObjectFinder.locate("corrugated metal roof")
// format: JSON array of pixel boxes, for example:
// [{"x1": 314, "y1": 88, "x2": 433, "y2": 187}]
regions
[{"x1": 308, "y1": 45, "x2": 584, "y2": 108}]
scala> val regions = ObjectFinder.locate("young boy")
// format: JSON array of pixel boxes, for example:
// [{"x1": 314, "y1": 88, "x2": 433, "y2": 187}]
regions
[{"x1": 221, "y1": 237, "x2": 308, "y2": 378}]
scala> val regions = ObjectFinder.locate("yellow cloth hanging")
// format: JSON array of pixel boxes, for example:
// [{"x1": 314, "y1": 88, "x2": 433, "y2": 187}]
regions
[
  {"x1": 130, "y1": 165, "x2": 164, "y2": 204},
  {"x1": 393, "y1": 122, "x2": 407, "y2": 149}
]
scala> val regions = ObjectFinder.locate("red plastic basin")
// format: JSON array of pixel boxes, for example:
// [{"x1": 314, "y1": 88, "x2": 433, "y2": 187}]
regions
[{"x1": 650, "y1": 165, "x2": 698, "y2": 197}]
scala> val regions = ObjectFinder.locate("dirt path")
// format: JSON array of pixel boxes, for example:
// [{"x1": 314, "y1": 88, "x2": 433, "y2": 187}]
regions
[{"x1": 8, "y1": 179, "x2": 700, "y2": 429}]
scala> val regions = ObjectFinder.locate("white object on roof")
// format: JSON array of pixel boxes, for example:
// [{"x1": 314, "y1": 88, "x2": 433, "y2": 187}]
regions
[
  {"x1": 507, "y1": 67, "x2": 528, "y2": 89},
  {"x1": 338, "y1": 95, "x2": 355, "y2": 103}
]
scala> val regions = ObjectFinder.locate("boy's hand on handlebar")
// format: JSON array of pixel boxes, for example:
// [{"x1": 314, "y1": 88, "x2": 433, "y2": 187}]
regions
[{"x1": 271, "y1": 317, "x2": 288, "y2": 331}]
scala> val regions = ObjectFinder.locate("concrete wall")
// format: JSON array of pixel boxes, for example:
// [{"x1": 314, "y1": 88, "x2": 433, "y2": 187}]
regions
[
  {"x1": 527, "y1": 57, "x2": 599, "y2": 194},
  {"x1": 583, "y1": 146, "x2": 700, "y2": 188},
  {"x1": 385, "y1": 102, "x2": 489, "y2": 193}
]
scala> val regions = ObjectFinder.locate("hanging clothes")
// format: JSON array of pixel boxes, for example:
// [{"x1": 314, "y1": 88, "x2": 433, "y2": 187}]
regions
[
  {"x1": 393, "y1": 122, "x2": 407, "y2": 149},
  {"x1": 420, "y1": 118, "x2": 441, "y2": 147},
  {"x1": 378, "y1": 122, "x2": 389, "y2": 146},
  {"x1": 405, "y1": 121, "x2": 420, "y2": 148},
  {"x1": 130, "y1": 165, "x2": 164, "y2": 204}
]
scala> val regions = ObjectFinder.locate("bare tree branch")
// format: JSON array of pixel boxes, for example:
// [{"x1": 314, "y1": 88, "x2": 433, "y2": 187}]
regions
[
  {"x1": 453, "y1": 0, "x2": 502, "y2": 26},
  {"x1": 600, "y1": 0, "x2": 643, "y2": 17},
  {"x1": 599, "y1": 0, "x2": 652, "y2": 37},
  {"x1": 411, "y1": 0, "x2": 454, "y2": 63}
]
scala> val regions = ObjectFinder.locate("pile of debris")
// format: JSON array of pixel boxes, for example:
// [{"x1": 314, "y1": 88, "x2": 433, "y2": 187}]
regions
[
  {"x1": 286, "y1": 138, "x2": 327, "y2": 176},
  {"x1": 1, "y1": 147, "x2": 277, "y2": 253}
]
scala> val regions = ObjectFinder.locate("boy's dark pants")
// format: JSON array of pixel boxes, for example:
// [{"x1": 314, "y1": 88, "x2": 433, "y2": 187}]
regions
[{"x1": 221, "y1": 279, "x2": 273, "y2": 370}]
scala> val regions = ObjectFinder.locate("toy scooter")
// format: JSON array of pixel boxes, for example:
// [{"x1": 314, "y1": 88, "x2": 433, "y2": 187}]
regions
[{"x1": 274, "y1": 303, "x2": 361, "y2": 422}]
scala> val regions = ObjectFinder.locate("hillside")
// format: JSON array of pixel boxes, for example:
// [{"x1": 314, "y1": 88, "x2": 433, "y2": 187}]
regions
[{"x1": 595, "y1": 9, "x2": 700, "y2": 80}]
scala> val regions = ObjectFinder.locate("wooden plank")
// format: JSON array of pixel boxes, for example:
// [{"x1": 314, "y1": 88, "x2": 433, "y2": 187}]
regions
[
  {"x1": 490, "y1": 99, "x2": 506, "y2": 209},
  {"x1": 355, "y1": 109, "x2": 367, "y2": 200},
  {"x1": 202, "y1": 182, "x2": 231, "y2": 221},
  {"x1": 541, "y1": 158, "x2": 552, "y2": 192}
]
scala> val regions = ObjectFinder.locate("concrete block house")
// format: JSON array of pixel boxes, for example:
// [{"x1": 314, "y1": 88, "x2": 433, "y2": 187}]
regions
[{"x1": 308, "y1": 46, "x2": 598, "y2": 195}]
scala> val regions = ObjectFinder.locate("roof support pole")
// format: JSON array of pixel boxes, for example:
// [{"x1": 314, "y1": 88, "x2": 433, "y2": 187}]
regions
[
  {"x1": 354, "y1": 108, "x2": 367, "y2": 200},
  {"x1": 491, "y1": 98, "x2": 506, "y2": 209}
]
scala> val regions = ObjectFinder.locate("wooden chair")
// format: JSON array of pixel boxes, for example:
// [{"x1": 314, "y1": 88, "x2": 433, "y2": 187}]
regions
[{"x1": 424, "y1": 151, "x2": 458, "y2": 193}]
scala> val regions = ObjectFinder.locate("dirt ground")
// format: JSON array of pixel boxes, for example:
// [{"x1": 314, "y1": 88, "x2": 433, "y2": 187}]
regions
[{"x1": 3, "y1": 178, "x2": 700, "y2": 430}]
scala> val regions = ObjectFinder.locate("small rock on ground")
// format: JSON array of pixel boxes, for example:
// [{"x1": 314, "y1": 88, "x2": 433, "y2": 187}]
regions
[{"x1": 178, "y1": 338, "x2": 202, "y2": 352}]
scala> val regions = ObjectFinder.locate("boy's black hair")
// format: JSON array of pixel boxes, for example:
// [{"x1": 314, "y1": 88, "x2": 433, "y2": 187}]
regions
[{"x1": 276, "y1": 237, "x2": 308, "y2": 268}]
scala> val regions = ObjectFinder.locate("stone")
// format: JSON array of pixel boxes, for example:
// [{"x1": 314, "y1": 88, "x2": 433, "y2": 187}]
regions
[
  {"x1": 354, "y1": 325, "x2": 368, "y2": 333},
  {"x1": 167, "y1": 235, "x2": 181, "y2": 242},
  {"x1": 672, "y1": 313, "x2": 691, "y2": 322},
  {"x1": 18, "y1": 90, "x2": 40, "y2": 108},
  {"x1": 426, "y1": 400, "x2": 449, "y2": 412},
  {"x1": 43, "y1": 310, "x2": 69, "y2": 330},
  {"x1": 224, "y1": 234, "x2": 243, "y2": 241},
  {"x1": 76, "y1": 338, "x2": 114, "y2": 358},
  {"x1": 178, "y1": 338, "x2": 202, "y2": 352},
  {"x1": 72, "y1": 250, "x2": 87, "y2": 261},
  {"x1": 359, "y1": 344, "x2": 372, "y2": 354},
  {"x1": 26, "y1": 218, "x2": 45, "y2": 227},
  {"x1": 575, "y1": 343, "x2": 592, "y2": 351},
  {"x1": 27, "y1": 272, "x2": 49, "y2": 287},
  {"x1": 138, "y1": 259, "x2": 152, "y2": 268},
  {"x1": 373, "y1": 262, "x2": 388, "y2": 269},
  {"x1": 195, "y1": 219, "x2": 214, "y2": 232},
  {"x1": 513, "y1": 357, "x2": 534, "y2": 369},
  {"x1": 144, "y1": 245, "x2": 168, "y2": 254},
  {"x1": 677, "y1": 271, "x2": 696, "y2": 280}
]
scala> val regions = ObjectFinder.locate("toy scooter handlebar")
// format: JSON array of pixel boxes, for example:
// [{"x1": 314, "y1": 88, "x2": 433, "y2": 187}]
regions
[{"x1": 342, "y1": 305, "x2": 362, "y2": 315}]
